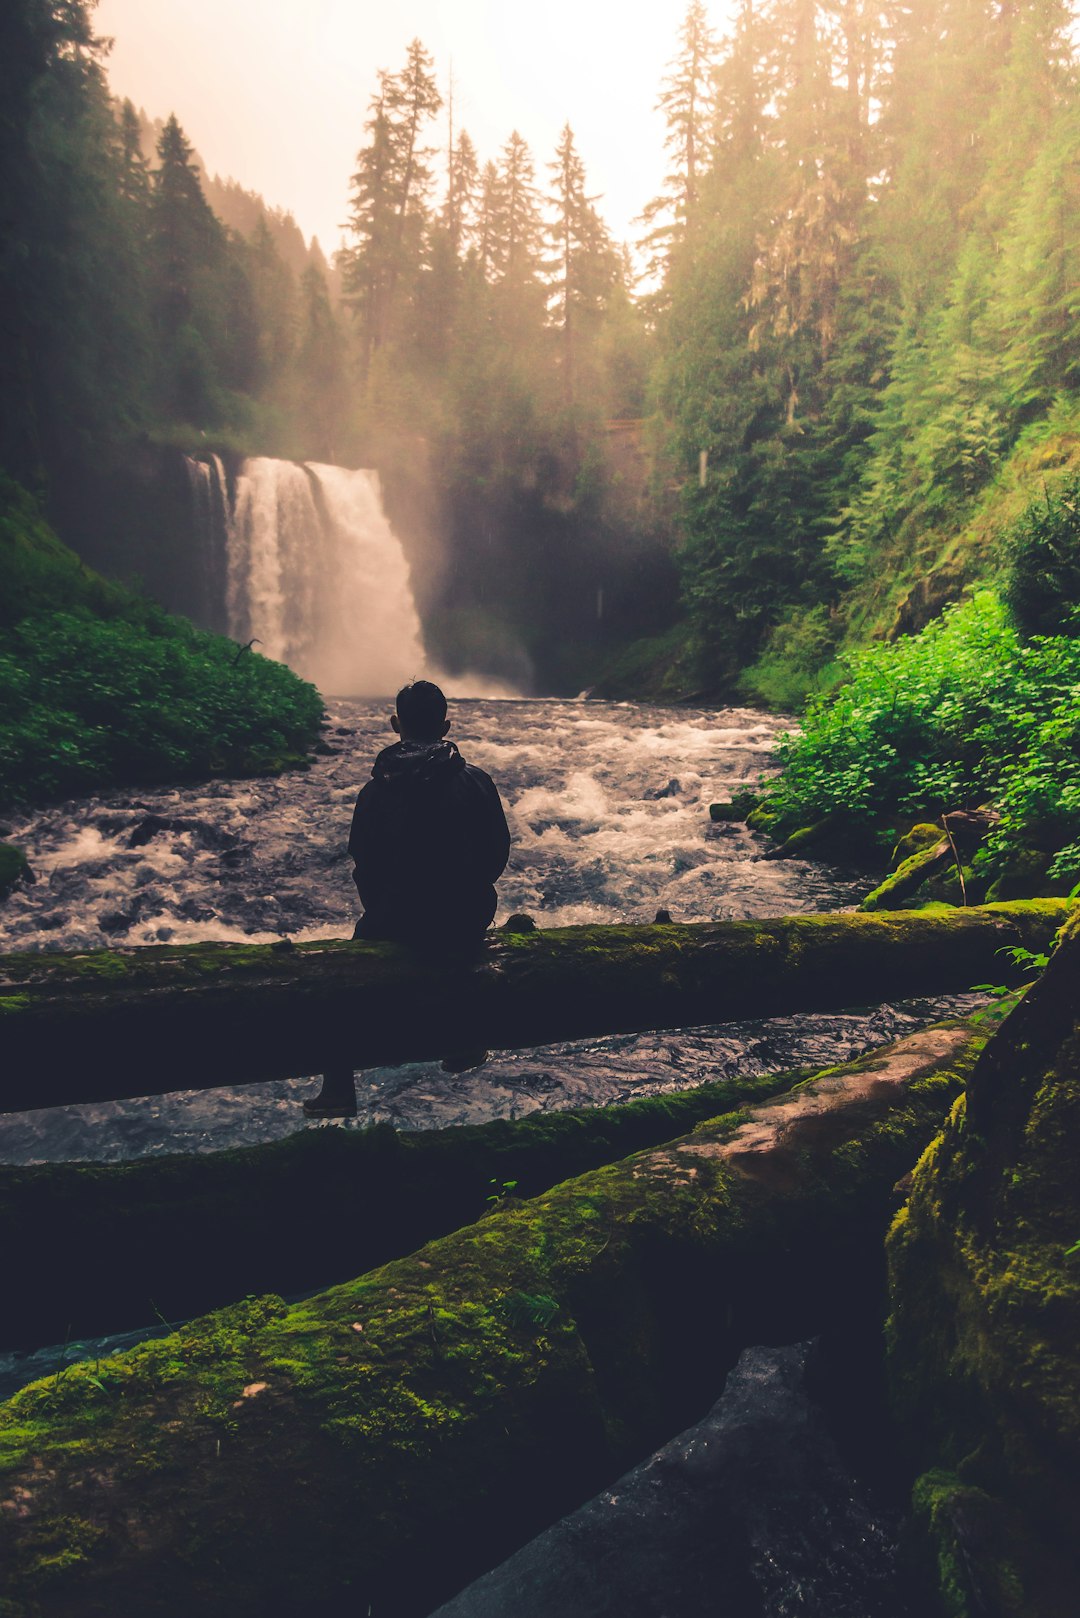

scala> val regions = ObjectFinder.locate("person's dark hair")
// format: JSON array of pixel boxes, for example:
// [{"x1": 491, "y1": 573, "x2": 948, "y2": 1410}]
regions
[{"x1": 396, "y1": 680, "x2": 448, "y2": 740}]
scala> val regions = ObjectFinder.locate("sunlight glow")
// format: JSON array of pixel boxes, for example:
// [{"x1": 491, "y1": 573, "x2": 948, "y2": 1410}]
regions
[{"x1": 94, "y1": 0, "x2": 736, "y2": 254}]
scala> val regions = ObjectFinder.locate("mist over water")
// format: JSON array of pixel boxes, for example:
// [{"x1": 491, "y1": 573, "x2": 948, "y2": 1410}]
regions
[{"x1": 226, "y1": 458, "x2": 428, "y2": 695}]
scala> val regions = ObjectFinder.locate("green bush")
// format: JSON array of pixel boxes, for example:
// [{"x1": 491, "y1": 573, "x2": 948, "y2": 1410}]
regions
[
  {"x1": 1002, "y1": 474, "x2": 1080, "y2": 637},
  {"x1": 768, "y1": 591, "x2": 1080, "y2": 881},
  {"x1": 0, "y1": 482, "x2": 323, "y2": 810}
]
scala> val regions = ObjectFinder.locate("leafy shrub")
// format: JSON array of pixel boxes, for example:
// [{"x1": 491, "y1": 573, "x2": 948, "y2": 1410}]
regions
[
  {"x1": 0, "y1": 482, "x2": 323, "y2": 810},
  {"x1": 0, "y1": 609, "x2": 323, "y2": 809},
  {"x1": 1002, "y1": 475, "x2": 1080, "y2": 637},
  {"x1": 769, "y1": 591, "x2": 1080, "y2": 878}
]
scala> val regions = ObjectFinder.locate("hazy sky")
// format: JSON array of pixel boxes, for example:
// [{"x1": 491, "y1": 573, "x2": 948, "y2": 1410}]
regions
[{"x1": 94, "y1": 0, "x2": 736, "y2": 258}]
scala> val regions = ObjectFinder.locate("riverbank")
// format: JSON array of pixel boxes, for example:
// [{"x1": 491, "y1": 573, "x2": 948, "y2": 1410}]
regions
[{"x1": 0, "y1": 478, "x2": 323, "y2": 818}]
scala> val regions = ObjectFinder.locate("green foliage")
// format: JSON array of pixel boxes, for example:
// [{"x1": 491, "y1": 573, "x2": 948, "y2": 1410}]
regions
[
  {"x1": 1002, "y1": 473, "x2": 1080, "y2": 637},
  {"x1": 971, "y1": 945, "x2": 1051, "y2": 1024},
  {"x1": 0, "y1": 486, "x2": 322, "y2": 810},
  {"x1": 768, "y1": 591, "x2": 1080, "y2": 882}
]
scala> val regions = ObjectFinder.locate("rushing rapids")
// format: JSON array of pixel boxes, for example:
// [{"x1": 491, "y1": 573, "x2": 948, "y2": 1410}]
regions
[{"x1": 0, "y1": 700, "x2": 980, "y2": 1164}]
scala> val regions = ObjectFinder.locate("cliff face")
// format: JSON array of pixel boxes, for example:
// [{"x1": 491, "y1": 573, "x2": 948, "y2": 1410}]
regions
[{"x1": 887, "y1": 912, "x2": 1080, "y2": 1616}]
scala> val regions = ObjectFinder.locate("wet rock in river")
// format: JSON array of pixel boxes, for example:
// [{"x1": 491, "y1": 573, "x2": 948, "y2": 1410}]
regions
[
  {"x1": 0, "y1": 843, "x2": 32, "y2": 898},
  {"x1": 98, "y1": 903, "x2": 142, "y2": 935},
  {"x1": 128, "y1": 813, "x2": 173, "y2": 848},
  {"x1": 431, "y1": 1343, "x2": 910, "y2": 1618}
]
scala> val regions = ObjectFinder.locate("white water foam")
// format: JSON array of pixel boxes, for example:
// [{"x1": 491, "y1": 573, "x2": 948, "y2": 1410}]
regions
[{"x1": 225, "y1": 457, "x2": 520, "y2": 700}]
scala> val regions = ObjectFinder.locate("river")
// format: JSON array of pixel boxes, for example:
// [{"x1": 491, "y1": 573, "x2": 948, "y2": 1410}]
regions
[{"x1": 0, "y1": 697, "x2": 976, "y2": 1164}]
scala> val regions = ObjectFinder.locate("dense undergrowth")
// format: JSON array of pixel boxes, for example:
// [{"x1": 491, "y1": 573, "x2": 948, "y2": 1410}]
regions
[
  {"x1": 756, "y1": 471, "x2": 1080, "y2": 892},
  {"x1": 0, "y1": 480, "x2": 322, "y2": 812}
]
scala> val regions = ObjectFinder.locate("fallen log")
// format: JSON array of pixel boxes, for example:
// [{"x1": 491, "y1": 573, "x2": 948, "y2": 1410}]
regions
[
  {"x1": 2, "y1": 1063, "x2": 803, "y2": 1350},
  {"x1": 0, "y1": 1020, "x2": 983, "y2": 1618},
  {"x1": 0, "y1": 901, "x2": 1068, "y2": 1112}
]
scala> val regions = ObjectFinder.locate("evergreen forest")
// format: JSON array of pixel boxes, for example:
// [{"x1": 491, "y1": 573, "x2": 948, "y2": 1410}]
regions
[
  {"x1": 3, "y1": 9, "x2": 1080, "y2": 1615},
  {"x1": 1, "y1": 0, "x2": 1079, "y2": 872}
]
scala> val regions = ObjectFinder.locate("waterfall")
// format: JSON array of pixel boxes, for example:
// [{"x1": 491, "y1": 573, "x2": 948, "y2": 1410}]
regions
[
  {"x1": 226, "y1": 458, "x2": 427, "y2": 696},
  {"x1": 182, "y1": 453, "x2": 230, "y2": 633}
]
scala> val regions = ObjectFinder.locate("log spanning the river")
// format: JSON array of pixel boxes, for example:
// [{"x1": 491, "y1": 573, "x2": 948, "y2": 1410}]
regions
[
  {"x1": 0, "y1": 901, "x2": 1069, "y2": 1112},
  {"x1": 0, "y1": 1021, "x2": 982, "y2": 1618}
]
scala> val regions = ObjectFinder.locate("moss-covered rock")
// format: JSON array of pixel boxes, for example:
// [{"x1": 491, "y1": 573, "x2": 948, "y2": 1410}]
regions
[
  {"x1": 984, "y1": 848, "x2": 1055, "y2": 903},
  {"x1": 891, "y1": 823, "x2": 946, "y2": 868},
  {"x1": 0, "y1": 1022, "x2": 982, "y2": 1618},
  {"x1": 764, "y1": 816, "x2": 846, "y2": 860},
  {"x1": 708, "y1": 789, "x2": 761, "y2": 822},
  {"x1": 745, "y1": 800, "x2": 785, "y2": 834},
  {"x1": 887, "y1": 912, "x2": 1080, "y2": 1618},
  {"x1": 0, "y1": 842, "x2": 30, "y2": 899},
  {"x1": 861, "y1": 837, "x2": 952, "y2": 910}
]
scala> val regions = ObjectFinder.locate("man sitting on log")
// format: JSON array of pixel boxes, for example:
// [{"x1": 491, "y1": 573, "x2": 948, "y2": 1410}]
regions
[{"x1": 304, "y1": 679, "x2": 512, "y2": 1117}]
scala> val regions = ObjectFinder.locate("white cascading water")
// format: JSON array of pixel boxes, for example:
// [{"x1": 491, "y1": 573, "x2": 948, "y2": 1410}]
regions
[{"x1": 226, "y1": 457, "x2": 427, "y2": 695}]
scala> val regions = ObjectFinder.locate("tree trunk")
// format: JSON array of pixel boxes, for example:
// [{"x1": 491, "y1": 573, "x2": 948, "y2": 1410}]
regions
[{"x1": 0, "y1": 902, "x2": 1067, "y2": 1112}]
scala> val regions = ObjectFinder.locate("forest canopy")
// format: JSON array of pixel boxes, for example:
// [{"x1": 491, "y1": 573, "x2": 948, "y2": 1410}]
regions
[{"x1": 0, "y1": 0, "x2": 1078, "y2": 698}]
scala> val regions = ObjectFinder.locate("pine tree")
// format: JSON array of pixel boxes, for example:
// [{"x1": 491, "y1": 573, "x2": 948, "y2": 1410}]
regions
[
  {"x1": 711, "y1": 0, "x2": 771, "y2": 172},
  {"x1": 116, "y1": 97, "x2": 149, "y2": 205},
  {"x1": 639, "y1": 1, "x2": 719, "y2": 284},
  {"x1": 151, "y1": 113, "x2": 223, "y2": 331},
  {"x1": 445, "y1": 127, "x2": 479, "y2": 258},
  {"x1": 487, "y1": 131, "x2": 546, "y2": 341},
  {"x1": 247, "y1": 212, "x2": 297, "y2": 388},
  {"x1": 342, "y1": 39, "x2": 442, "y2": 373},
  {"x1": 747, "y1": 0, "x2": 868, "y2": 419},
  {"x1": 475, "y1": 159, "x2": 505, "y2": 282},
  {"x1": 294, "y1": 261, "x2": 349, "y2": 460},
  {"x1": 546, "y1": 123, "x2": 616, "y2": 402}
]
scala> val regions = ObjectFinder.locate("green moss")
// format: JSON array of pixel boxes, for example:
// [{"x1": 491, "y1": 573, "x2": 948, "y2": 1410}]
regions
[
  {"x1": 892, "y1": 823, "x2": 946, "y2": 867},
  {"x1": 912, "y1": 1469, "x2": 1027, "y2": 1618},
  {"x1": 861, "y1": 838, "x2": 950, "y2": 910},
  {"x1": 0, "y1": 1023, "x2": 977, "y2": 1616},
  {"x1": 887, "y1": 923, "x2": 1080, "y2": 1616}
]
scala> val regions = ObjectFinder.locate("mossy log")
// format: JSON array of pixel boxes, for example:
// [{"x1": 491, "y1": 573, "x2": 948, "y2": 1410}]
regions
[
  {"x1": 887, "y1": 912, "x2": 1080, "y2": 1617},
  {"x1": 860, "y1": 837, "x2": 952, "y2": 910},
  {"x1": 0, "y1": 902, "x2": 1068, "y2": 1113},
  {"x1": 0, "y1": 1021, "x2": 983, "y2": 1618},
  {"x1": 3, "y1": 1064, "x2": 807, "y2": 1349}
]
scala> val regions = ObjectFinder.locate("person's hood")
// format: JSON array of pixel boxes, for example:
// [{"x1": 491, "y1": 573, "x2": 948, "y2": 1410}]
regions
[{"x1": 370, "y1": 738, "x2": 467, "y2": 791}]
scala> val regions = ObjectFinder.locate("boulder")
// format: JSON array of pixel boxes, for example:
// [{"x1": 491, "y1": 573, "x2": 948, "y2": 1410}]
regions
[
  {"x1": 0, "y1": 842, "x2": 31, "y2": 900},
  {"x1": 890, "y1": 823, "x2": 945, "y2": 868},
  {"x1": 860, "y1": 838, "x2": 952, "y2": 911},
  {"x1": 431, "y1": 1343, "x2": 908, "y2": 1618}
]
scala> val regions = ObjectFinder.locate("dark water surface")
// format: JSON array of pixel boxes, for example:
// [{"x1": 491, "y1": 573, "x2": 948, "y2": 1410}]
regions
[{"x1": 0, "y1": 698, "x2": 974, "y2": 1165}]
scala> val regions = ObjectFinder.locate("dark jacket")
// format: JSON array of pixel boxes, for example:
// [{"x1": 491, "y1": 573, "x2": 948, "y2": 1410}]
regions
[{"x1": 347, "y1": 738, "x2": 511, "y2": 943}]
